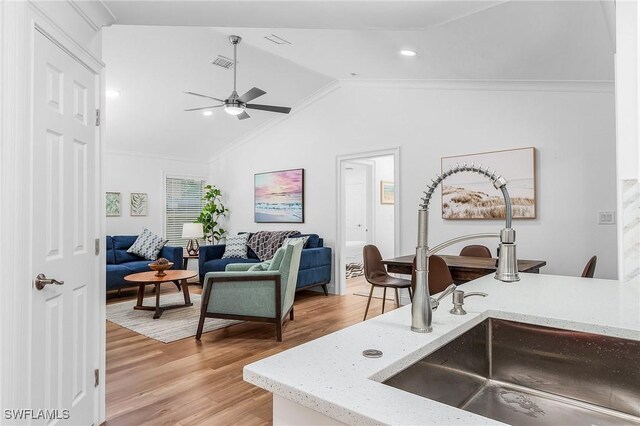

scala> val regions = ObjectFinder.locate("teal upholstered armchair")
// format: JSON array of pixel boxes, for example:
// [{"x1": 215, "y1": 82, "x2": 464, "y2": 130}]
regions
[{"x1": 196, "y1": 240, "x2": 303, "y2": 342}]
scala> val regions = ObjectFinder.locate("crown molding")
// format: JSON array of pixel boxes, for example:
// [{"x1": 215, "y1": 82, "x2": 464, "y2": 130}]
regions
[
  {"x1": 28, "y1": 0, "x2": 108, "y2": 68},
  {"x1": 106, "y1": 148, "x2": 209, "y2": 165},
  {"x1": 66, "y1": 0, "x2": 100, "y2": 32},
  {"x1": 339, "y1": 78, "x2": 615, "y2": 93},
  {"x1": 97, "y1": 0, "x2": 118, "y2": 24},
  {"x1": 209, "y1": 79, "x2": 340, "y2": 162}
]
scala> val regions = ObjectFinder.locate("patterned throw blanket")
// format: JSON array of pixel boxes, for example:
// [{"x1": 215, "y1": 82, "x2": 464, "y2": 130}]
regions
[{"x1": 247, "y1": 230, "x2": 300, "y2": 261}]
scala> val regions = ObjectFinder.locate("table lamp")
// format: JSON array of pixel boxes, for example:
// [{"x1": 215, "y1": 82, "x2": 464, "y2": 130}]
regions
[{"x1": 182, "y1": 223, "x2": 203, "y2": 256}]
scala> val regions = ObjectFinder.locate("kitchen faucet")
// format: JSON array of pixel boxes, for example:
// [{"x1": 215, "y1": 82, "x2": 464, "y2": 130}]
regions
[{"x1": 412, "y1": 163, "x2": 519, "y2": 333}]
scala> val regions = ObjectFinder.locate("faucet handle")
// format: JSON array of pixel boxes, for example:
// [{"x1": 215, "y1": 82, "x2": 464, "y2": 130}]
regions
[
  {"x1": 430, "y1": 284, "x2": 457, "y2": 310},
  {"x1": 449, "y1": 289, "x2": 487, "y2": 315}
]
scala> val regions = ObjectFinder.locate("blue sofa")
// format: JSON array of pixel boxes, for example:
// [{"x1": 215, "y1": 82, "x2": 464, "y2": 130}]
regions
[
  {"x1": 199, "y1": 233, "x2": 332, "y2": 294},
  {"x1": 106, "y1": 235, "x2": 184, "y2": 291}
]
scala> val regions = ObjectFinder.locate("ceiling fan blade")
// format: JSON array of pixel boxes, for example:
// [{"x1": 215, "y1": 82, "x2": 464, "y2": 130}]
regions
[
  {"x1": 237, "y1": 111, "x2": 251, "y2": 120},
  {"x1": 245, "y1": 103, "x2": 292, "y2": 114},
  {"x1": 184, "y1": 105, "x2": 224, "y2": 112},
  {"x1": 238, "y1": 87, "x2": 266, "y2": 103},
  {"x1": 184, "y1": 91, "x2": 225, "y2": 103}
]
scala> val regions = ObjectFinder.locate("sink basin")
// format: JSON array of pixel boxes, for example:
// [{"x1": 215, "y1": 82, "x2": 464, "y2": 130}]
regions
[{"x1": 383, "y1": 319, "x2": 640, "y2": 425}]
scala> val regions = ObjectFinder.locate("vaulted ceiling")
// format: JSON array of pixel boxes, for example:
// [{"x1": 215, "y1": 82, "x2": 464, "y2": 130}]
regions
[{"x1": 102, "y1": 0, "x2": 615, "y2": 160}]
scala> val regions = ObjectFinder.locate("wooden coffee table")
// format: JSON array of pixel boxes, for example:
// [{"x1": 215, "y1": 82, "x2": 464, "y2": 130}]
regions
[{"x1": 124, "y1": 270, "x2": 197, "y2": 319}]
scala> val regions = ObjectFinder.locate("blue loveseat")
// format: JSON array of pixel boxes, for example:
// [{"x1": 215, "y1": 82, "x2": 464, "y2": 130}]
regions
[
  {"x1": 106, "y1": 235, "x2": 184, "y2": 291},
  {"x1": 199, "y1": 233, "x2": 332, "y2": 294}
]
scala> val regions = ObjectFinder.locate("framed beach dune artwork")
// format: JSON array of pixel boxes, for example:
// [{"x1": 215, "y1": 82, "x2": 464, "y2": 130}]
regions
[
  {"x1": 254, "y1": 168, "x2": 304, "y2": 223},
  {"x1": 441, "y1": 147, "x2": 536, "y2": 220}
]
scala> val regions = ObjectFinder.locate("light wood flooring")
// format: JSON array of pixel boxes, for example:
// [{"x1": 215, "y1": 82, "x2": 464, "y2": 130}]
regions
[{"x1": 105, "y1": 278, "x2": 394, "y2": 425}]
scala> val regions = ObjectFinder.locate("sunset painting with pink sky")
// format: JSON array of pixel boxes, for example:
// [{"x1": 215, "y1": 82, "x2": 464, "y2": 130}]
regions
[{"x1": 254, "y1": 169, "x2": 304, "y2": 223}]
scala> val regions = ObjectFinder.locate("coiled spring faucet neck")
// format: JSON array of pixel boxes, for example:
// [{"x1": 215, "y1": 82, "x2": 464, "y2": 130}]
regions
[
  {"x1": 412, "y1": 162, "x2": 519, "y2": 334},
  {"x1": 421, "y1": 163, "x2": 512, "y2": 229}
]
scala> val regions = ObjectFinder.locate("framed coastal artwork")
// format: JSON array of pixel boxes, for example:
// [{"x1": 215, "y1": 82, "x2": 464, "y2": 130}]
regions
[
  {"x1": 380, "y1": 181, "x2": 394, "y2": 204},
  {"x1": 106, "y1": 192, "x2": 121, "y2": 217},
  {"x1": 254, "y1": 168, "x2": 304, "y2": 223},
  {"x1": 130, "y1": 192, "x2": 148, "y2": 216},
  {"x1": 441, "y1": 147, "x2": 536, "y2": 220}
]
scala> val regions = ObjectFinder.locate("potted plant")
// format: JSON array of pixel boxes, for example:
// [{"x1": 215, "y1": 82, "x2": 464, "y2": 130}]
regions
[{"x1": 197, "y1": 184, "x2": 229, "y2": 244}]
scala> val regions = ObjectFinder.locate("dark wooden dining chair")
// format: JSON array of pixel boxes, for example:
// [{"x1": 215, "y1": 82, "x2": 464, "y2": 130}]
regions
[
  {"x1": 411, "y1": 255, "x2": 454, "y2": 296},
  {"x1": 581, "y1": 256, "x2": 597, "y2": 278},
  {"x1": 459, "y1": 245, "x2": 492, "y2": 258},
  {"x1": 362, "y1": 245, "x2": 412, "y2": 320}
]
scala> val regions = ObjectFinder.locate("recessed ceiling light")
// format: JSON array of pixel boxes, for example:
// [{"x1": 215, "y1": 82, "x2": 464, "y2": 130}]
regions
[
  {"x1": 202, "y1": 110, "x2": 213, "y2": 116},
  {"x1": 106, "y1": 89, "x2": 121, "y2": 98},
  {"x1": 399, "y1": 50, "x2": 417, "y2": 57}
]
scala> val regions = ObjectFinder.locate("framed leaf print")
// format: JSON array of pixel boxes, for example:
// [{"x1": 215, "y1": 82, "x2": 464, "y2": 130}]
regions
[{"x1": 130, "y1": 192, "x2": 148, "y2": 216}]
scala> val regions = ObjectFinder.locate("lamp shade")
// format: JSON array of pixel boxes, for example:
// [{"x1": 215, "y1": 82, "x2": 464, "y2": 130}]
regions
[{"x1": 181, "y1": 223, "x2": 203, "y2": 239}]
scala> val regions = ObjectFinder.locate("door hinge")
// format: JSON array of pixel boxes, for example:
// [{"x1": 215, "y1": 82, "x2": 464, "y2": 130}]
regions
[
  {"x1": 95, "y1": 109, "x2": 100, "y2": 126},
  {"x1": 95, "y1": 238, "x2": 100, "y2": 256},
  {"x1": 94, "y1": 369, "x2": 99, "y2": 387}
]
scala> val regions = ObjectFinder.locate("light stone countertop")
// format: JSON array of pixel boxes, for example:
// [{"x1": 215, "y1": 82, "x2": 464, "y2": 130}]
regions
[{"x1": 243, "y1": 273, "x2": 640, "y2": 425}]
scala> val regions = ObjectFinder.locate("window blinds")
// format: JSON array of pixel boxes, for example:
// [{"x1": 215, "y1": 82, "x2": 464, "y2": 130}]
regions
[{"x1": 165, "y1": 176, "x2": 206, "y2": 247}]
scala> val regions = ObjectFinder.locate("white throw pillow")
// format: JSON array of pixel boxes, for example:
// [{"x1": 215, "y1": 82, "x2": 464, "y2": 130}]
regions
[
  {"x1": 222, "y1": 233, "x2": 250, "y2": 259},
  {"x1": 127, "y1": 228, "x2": 167, "y2": 261}
]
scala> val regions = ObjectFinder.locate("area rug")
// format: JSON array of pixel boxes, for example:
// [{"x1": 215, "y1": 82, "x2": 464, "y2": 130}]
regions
[
  {"x1": 106, "y1": 293, "x2": 242, "y2": 343},
  {"x1": 346, "y1": 262, "x2": 364, "y2": 279}
]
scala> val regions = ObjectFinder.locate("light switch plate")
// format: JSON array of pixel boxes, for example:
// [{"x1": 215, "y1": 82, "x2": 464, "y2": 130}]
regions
[{"x1": 598, "y1": 211, "x2": 616, "y2": 225}]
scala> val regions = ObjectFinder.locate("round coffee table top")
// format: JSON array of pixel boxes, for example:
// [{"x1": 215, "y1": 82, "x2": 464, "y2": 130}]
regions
[{"x1": 124, "y1": 269, "x2": 197, "y2": 283}]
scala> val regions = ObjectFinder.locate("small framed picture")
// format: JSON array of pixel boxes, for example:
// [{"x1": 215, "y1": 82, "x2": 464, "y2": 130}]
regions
[
  {"x1": 106, "y1": 192, "x2": 121, "y2": 217},
  {"x1": 380, "y1": 181, "x2": 394, "y2": 204},
  {"x1": 130, "y1": 193, "x2": 148, "y2": 216}
]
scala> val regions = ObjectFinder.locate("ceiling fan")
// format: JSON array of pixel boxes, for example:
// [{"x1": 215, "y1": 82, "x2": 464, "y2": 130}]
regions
[{"x1": 184, "y1": 35, "x2": 292, "y2": 120}]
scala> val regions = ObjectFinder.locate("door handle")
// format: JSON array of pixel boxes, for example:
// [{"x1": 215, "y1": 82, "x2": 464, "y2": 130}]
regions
[{"x1": 34, "y1": 273, "x2": 64, "y2": 290}]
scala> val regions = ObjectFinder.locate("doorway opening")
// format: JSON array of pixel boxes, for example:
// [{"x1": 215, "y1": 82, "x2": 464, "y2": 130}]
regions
[{"x1": 337, "y1": 149, "x2": 399, "y2": 295}]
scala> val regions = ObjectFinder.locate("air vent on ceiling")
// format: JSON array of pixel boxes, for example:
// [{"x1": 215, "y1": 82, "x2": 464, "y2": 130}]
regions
[
  {"x1": 211, "y1": 55, "x2": 235, "y2": 69},
  {"x1": 264, "y1": 34, "x2": 291, "y2": 45}
]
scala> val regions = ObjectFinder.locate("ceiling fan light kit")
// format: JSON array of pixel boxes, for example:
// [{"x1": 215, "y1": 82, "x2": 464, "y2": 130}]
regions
[
  {"x1": 224, "y1": 104, "x2": 245, "y2": 116},
  {"x1": 185, "y1": 35, "x2": 292, "y2": 120}
]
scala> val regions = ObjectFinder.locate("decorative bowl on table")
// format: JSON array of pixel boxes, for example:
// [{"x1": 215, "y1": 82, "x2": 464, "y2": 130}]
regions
[{"x1": 148, "y1": 258, "x2": 174, "y2": 277}]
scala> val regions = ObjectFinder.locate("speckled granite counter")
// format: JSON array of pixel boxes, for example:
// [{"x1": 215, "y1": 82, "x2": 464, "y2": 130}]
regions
[{"x1": 244, "y1": 274, "x2": 640, "y2": 425}]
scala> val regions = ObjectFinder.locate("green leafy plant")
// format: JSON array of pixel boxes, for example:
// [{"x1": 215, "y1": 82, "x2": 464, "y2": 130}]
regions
[{"x1": 196, "y1": 184, "x2": 229, "y2": 244}]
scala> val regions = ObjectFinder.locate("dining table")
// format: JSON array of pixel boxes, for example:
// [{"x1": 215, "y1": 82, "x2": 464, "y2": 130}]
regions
[{"x1": 381, "y1": 254, "x2": 547, "y2": 284}]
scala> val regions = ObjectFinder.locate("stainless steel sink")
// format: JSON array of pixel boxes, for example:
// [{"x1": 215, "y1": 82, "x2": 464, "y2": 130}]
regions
[{"x1": 383, "y1": 319, "x2": 640, "y2": 425}]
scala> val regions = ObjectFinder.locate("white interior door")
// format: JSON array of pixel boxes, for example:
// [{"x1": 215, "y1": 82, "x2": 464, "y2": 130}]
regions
[
  {"x1": 31, "y1": 30, "x2": 98, "y2": 424},
  {"x1": 345, "y1": 182, "x2": 367, "y2": 243},
  {"x1": 344, "y1": 163, "x2": 373, "y2": 265},
  {"x1": 345, "y1": 165, "x2": 369, "y2": 243}
]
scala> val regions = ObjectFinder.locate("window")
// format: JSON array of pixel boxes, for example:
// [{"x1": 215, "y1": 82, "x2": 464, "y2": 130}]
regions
[{"x1": 165, "y1": 175, "x2": 206, "y2": 246}]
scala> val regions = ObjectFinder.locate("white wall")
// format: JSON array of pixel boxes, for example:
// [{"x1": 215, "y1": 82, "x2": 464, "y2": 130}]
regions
[
  {"x1": 105, "y1": 151, "x2": 209, "y2": 237},
  {"x1": 615, "y1": 0, "x2": 640, "y2": 282},
  {"x1": 372, "y1": 156, "x2": 395, "y2": 260},
  {"x1": 615, "y1": 0, "x2": 639, "y2": 181},
  {"x1": 210, "y1": 82, "x2": 618, "y2": 283}
]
